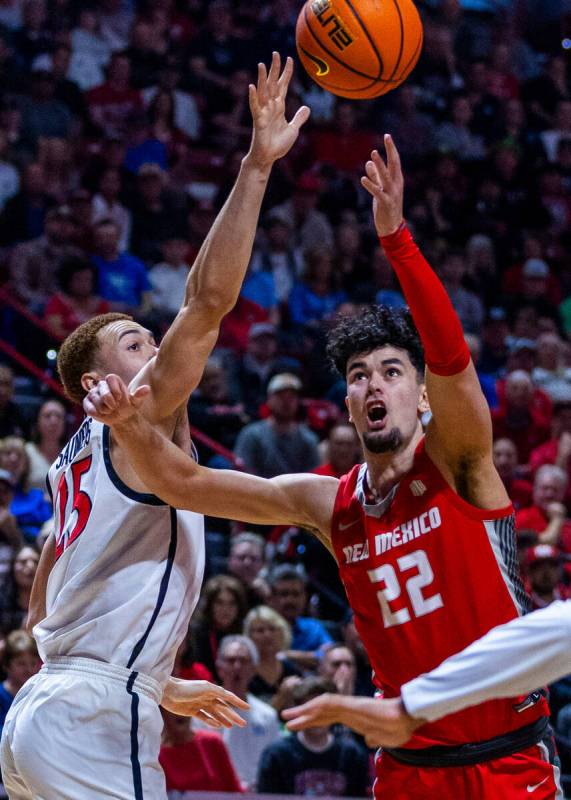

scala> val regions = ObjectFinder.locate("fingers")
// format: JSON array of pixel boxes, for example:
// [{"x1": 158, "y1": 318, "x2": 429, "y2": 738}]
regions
[
  {"x1": 285, "y1": 713, "x2": 315, "y2": 731},
  {"x1": 256, "y1": 61, "x2": 268, "y2": 106},
  {"x1": 371, "y1": 149, "x2": 390, "y2": 184},
  {"x1": 289, "y1": 104, "x2": 311, "y2": 132},
  {"x1": 194, "y1": 710, "x2": 223, "y2": 728},
  {"x1": 216, "y1": 688, "x2": 250, "y2": 711},
  {"x1": 277, "y1": 54, "x2": 294, "y2": 95},
  {"x1": 267, "y1": 51, "x2": 281, "y2": 97},
  {"x1": 384, "y1": 133, "x2": 402, "y2": 179},
  {"x1": 361, "y1": 175, "x2": 382, "y2": 199},
  {"x1": 248, "y1": 83, "x2": 259, "y2": 117}
]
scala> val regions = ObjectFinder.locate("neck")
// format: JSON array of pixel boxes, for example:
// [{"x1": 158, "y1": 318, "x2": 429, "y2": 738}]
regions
[
  {"x1": 270, "y1": 418, "x2": 296, "y2": 434},
  {"x1": 365, "y1": 427, "x2": 423, "y2": 498},
  {"x1": 298, "y1": 729, "x2": 333, "y2": 751}
]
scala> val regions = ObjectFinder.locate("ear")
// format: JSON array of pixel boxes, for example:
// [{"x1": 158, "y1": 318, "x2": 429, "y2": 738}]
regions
[
  {"x1": 344, "y1": 395, "x2": 352, "y2": 423},
  {"x1": 81, "y1": 371, "x2": 100, "y2": 394},
  {"x1": 418, "y1": 384, "x2": 430, "y2": 415}
]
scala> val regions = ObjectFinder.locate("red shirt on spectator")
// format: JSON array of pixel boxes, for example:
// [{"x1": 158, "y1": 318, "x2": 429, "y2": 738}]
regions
[
  {"x1": 504, "y1": 477, "x2": 533, "y2": 510},
  {"x1": 515, "y1": 505, "x2": 571, "y2": 553},
  {"x1": 313, "y1": 462, "x2": 338, "y2": 478},
  {"x1": 44, "y1": 293, "x2": 111, "y2": 339},
  {"x1": 159, "y1": 730, "x2": 243, "y2": 793},
  {"x1": 529, "y1": 438, "x2": 571, "y2": 504},
  {"x1": 88, "y1": 84, "x2": 142, "y2": 135},
  {"x1": 217, "y1": 296, "x2": 268, "y2": 354},
  {"x1": 492, "y1": 407, "x2": 551, "y2": 464}
]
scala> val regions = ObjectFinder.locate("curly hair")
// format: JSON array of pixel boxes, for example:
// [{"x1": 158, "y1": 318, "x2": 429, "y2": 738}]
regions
[
  {"x1": 57, "y1": 312, "x2": 132, "y2": 404},
  {"x1": 326, "y1": 305, "x2": 424, "y2": 378}
]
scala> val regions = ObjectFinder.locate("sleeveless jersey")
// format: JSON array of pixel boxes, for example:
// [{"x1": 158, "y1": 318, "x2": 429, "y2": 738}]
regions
[
  {"x1": 35, "y1": 418, "x2": 205, "y2": 687},
  {"x1": 331, "y1": 439, "x2": 549, "y2": 749}
]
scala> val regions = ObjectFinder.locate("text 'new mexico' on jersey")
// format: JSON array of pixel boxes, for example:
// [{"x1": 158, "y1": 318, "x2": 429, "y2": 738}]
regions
[
  {"x1": 331, "y1": 438, "x2": 549, "y2": 749},
  {"x1": 35, "y1": 418, "x2": 205, "y2": 687}
]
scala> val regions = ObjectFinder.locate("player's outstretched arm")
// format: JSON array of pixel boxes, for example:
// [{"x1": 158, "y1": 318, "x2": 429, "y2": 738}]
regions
[
  {"x1": 362, "y1": 138, "x2": 503, "y2": 500},
  {"x1": 135, "y1": 53, "x2": 310, "y2": 422},
  {"x1": 400, "y1": 599, "x2": 571, "y2": 725},
  {"x1": 161, "y1": 677, "x2": 250, "y2": 729},
  {"x1": 84, "y1": 377, "x2": 336, "y2": 555}
]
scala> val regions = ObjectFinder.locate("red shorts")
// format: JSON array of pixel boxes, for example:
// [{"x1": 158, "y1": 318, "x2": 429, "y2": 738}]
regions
[{"x1": 374, "y1": 744, "x2": 561, "y2": 799}]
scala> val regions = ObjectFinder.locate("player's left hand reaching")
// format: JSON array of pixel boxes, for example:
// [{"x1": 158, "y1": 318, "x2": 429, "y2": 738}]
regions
[
  {"x1": 83, "y1": 374, "x2": 149, "y2": 426},
  {"x1": 361, "y1": 133, "x2": 404, "y2": 238},
  {"x1": 161, "y1": 677, "x2": 250, "y2": 729},
  {"x1": 247, "y1": 51, "x2": 311, "y2": 170}
]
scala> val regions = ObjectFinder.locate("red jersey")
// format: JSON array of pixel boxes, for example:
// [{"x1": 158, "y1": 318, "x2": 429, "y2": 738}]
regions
[{"x1": 331, "y1": 439, "x2": 549, "y2": 750}]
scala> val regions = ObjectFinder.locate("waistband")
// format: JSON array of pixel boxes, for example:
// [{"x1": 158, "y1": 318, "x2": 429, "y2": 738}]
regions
[
  {"x1": 42, "y1": 656, "x2": 162, "y2": 704},
  {"x1": 384, "y1": 716, "x2": 549, "y2": 768}
]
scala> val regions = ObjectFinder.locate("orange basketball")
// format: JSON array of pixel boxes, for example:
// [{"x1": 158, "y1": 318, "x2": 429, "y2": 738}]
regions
[{"x1": 296, "y1": 0, "x2": 423, "y2": 99}]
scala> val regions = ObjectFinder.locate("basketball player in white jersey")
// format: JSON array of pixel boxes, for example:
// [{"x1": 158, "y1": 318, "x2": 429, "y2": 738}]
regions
[{"x1": 0, "y1": 53, "x2": 310, "y2": 800}]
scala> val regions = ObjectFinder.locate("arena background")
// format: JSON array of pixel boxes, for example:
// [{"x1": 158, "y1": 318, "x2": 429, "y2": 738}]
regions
[{"x1": 0, "y1": 0, "x2": 570, "y2": 796}]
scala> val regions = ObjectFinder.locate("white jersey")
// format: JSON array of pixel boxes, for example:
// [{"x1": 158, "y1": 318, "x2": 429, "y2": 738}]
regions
[{"x1": 35, "y1": 418, "x2": 205, "y2": 687}]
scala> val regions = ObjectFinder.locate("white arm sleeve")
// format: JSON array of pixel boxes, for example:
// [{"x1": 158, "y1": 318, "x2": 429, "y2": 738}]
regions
[{"x1": 401, "y1": 601, "x2": 571, "y2": 722}]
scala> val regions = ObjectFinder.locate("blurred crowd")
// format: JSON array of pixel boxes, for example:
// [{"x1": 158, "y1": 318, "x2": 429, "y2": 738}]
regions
[{"x1": 0, "y1": 0, "x2": 570, "y2": 795}]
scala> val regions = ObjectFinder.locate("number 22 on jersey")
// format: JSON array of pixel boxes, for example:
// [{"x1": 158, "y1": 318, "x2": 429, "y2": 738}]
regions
[
  {"x1": 54, "y1": 456, "x2": 93, "y2": 559},
  {"x1": 368, "y1": 548, "x2": 443, "y2": 628}
]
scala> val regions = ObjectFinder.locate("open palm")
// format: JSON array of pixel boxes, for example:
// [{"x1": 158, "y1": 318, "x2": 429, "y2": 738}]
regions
[{"x1": 248, "y1": 52, "x2": 310, "y2": 168}]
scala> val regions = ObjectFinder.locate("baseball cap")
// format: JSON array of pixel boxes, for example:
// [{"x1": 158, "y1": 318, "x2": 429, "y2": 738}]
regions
[
  {"x1": 526, "y1": 544, "x2": 560, "y2": 567},
  {"x1": 0, "y1": 468, "x2": 14, "y2": 487},
  {"x1": 267, "y1": 373, "x2": 302, "y2": 395},
  {"x1": 249, "y1": 322, "x2": 276, "y2": 339},
  {"x1": 522, "y1": 258, "x2": 549, "y2": 279}
]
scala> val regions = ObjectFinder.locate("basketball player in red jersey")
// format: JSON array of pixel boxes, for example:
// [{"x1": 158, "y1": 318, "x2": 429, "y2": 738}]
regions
[{"x1": 84, "y1": 135, "x2": 561, "y2": 799}]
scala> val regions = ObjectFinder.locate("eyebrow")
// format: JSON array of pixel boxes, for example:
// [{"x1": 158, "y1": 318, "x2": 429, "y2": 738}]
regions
[
  {"x1": 347, "y1": 357, "x2": 405, "y2": 372},
  {"x1": 118, "y1": 328, "x2": 151, "y2": 341}
]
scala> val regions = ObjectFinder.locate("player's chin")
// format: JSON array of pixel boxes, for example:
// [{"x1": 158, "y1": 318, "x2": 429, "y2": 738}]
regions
[{"x1": 363, "y1": 428, "x2": 402, "y2": 454}]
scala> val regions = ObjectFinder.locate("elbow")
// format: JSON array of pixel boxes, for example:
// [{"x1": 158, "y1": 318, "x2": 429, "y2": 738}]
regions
[{"x1": 185, "y1": 281, "x2": 237, "y2": 317}]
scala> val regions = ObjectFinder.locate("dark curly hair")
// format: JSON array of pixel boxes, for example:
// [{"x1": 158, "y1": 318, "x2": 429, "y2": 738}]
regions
[{"x1": 326, "y1": 305, "x2": 424, "y2": 378}]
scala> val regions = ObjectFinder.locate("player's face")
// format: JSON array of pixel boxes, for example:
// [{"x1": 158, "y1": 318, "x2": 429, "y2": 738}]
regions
[
  {"x1": 87, "y1": 321, "x2": 159, "y2": 389},
  {"x1": 270, "y1": 579, "x2": 306, "y2": 623},
  {"x1": 216, "y1": 643, "x2": 256, "y2": 694},
  {"x1": 211, "y1": 589, "x2": 239, "y2": 632},
  {"x1": 7, "y1": 652, "x2": 41, "y2": 689},
  {"x1": 13, "y1": 547, "x2": 39, "y2": 589},
  {"x1": 345, "y1": 346, "x2": 426, "y2": 456},
  {"x1": 228, "y1": 542, "x2": 263, "y2": 584}
]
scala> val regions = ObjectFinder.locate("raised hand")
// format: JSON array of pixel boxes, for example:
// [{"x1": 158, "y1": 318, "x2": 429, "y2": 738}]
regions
[
  {"x1": 83, "y1": 374, "x2": 149, "y2": 426},
  {"x1": 161, "y1": 678, "x2": 250, "y2": 729},
  {"x1": 361, "y1": 134, "x2": 404, "y2": 238},
  {"x1": 248, "y1": 52, "x2": 311, "y2": 170}
]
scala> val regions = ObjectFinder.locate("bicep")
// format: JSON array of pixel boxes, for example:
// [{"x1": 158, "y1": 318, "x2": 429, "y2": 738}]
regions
[{"x1": 425, "y1": 361, "x2": 493, "y2": 462}]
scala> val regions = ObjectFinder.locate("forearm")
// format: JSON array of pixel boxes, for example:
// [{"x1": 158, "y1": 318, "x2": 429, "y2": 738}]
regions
[
  {"x1": 380, "y1": 224, "x2": 469, "y2": 376},
  {"x1": 184, "y1": 156, "x2": 272, "y2": 314},
  {"x1": 401, "y1": 602, "x2": 571, "y2": 722},
  {"x1": 28, "y1": 532, "x2": 55, "y2": 632}
]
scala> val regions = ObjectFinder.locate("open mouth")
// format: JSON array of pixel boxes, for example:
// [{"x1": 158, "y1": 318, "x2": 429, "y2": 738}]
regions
[{"x1": 367, "y1": 403, "x2": 387, "y2": 429}]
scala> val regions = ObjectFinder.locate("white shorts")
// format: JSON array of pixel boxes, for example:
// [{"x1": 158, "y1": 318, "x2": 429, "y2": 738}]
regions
[{"x1": 0, "y1": 657, "x2": 166, "y2": 800}]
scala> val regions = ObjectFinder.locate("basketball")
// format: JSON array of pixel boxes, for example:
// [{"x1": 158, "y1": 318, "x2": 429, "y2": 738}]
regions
[{"x1": 296, "y1": 0, "x2": 423, "y2": 99}]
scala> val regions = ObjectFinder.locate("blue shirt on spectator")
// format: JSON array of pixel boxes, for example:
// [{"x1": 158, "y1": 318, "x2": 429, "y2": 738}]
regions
[
  {"x1": 241, "y1": 271, "x2": 278, "y2": 312},
  {"x1": 11, "y1": 487, "x2": 52, "y2": 542},
  {"x1": 93, "y1": 253, "x2": 151, "y2": 308},
  {"x1": 288, "y1": 284, "x2": 347, "y2": 327},
  {"x1": 291, "y1": 616, "x2": 333, "y2": 652},
  {"x1": 0, "y1": 683, "x2": 13, "y2": 737}
]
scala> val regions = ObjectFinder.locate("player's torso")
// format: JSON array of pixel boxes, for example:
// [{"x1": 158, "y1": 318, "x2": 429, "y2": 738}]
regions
[
  {"x1": 36, "y1": 418, "x2": 205, "y2": 686},
  {"x1": 332, "y1": 442, "x2": 547, "y2": 747}
]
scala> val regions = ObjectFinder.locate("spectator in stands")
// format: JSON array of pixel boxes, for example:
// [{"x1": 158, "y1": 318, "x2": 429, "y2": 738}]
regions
[
  {"x1": 69, "y1": 8, "x2": 110, "y2": 90},
  {"x1": 492, "y1": 438, "x2": 533, "y2": 511},
  {"x1": 0, "y1": 630, "x2": 41, "y2": 737},
  {"x1": 10, "y1": 203, "x2": 81, "y2": 309},
  {"x1": 14, "y1": 0, "x2": 51, "y2": 69},
  {"x1": 213, "y1": 634, "x2": 282, "y2": 791},
  {"x1": 438, "y1": 249, "x2": 484, "y2": 334},
  {"x1": 524, "y1": 544, "x2": 568, "y2": 610},
  {"x1": 478, "y1": 306, "x2": 510, "y2": 376},
  {"x1": 44, "y1": 256, "x2": 111, "y2": 339},
  {"x1": 529, "y1": 400, "x2": 571, "y2": 494},
  {"x1": 91, "y1": 218, "x2": 152, "y2": 319},
  {"x1": 87, "y1": 50, "x2": 142, "y2": 137},
  {"x1": 492, "y1": 370, "x2": 551, "y2": 464},
  {"x1": 0, "y1": 130, "x2": 19, "y2": 212},
  {"x1": 314, "y1": 423, "x2": 361, "y2": 479},
  {"x1": 319, "y1": 643, "x2": 357, "y2": 697},
  {"x1": 268, "y1": 564, "x2": 332, "y2": 663},
  {"x1": 506, "y1": 258, "x2": 561, "y2": 325},
  {"x1": 515, "y1": 465, "x2": 571, "y2": 553},
  {"x1": 1, "y1": 160, "x2": 55, "y2": 247},
  {"x1": 341, "y1": 613, "x2": 374, "y2": 697},
  {"x1": 20, "y1": 69, "x2": 74, "y2": 152},
  {"x1": 289, "y1": 247, "x2": 347, "y2": 329},
  {"x1": 435, "y1": 93, "x2": 487, "y2": 161},
  {"x1": 227, "y1": 532, "x2": 270, "y2": 609},
  {"x1": 190, "y1": 575, "x2": 248, "y2": 680},
  {"x1": 248, "y1": 208, "x2": 298, "y2": 305},
  {"x1": 270, "y1": 172, "x2": 334, "y2": 254},
  {"x1": 0, "y1": 367, "x2": 28, "y2": 439},
  {"x1": 230, "y1": 324, "x2": 299, "y2": 420},
  {"x1": 380, "y1": 83, "x2": 436, "y2": 167},
  {"x1": 464, "y1": 334, "x2": 498, "y2": 409},
  {"x1": 541, "y1": 99, "x2": 571, "y2": 163},
  {"x1": 25, "y1": 398, "x2": 66, "y2": 491},
  {"x1": 148, "y1": 234, "x2": 189, "y2": 324},
  {"x1": 91, "y1": 166, "x2": 131, "y2": 252},
  {"x1": 188, "y1": 355, "x2": 249, "y2": 461},
  {"x1": 234, "y1": 374, "x2": 319, "y2": 478},
  {"x1": 128, "y1": 163, "x2": 187, "y2": 264},
  {"x1": 257, "y1": 677, "x2": 369, "y2": 796},
  {"x1": 159, "y1": 710, "x2": 242, "y2": 793},
  {"x1": 142, "y1": 61, "x2": 201, "y2": 142},
  {"x1": 245, "y1": 605, "x2": 300, "y2": 706},
  {"x1": 310, "y1": 102, "x2": 377, "y2": 175},
  {"x1": 0, "y1": 545, "x2": 40, "y2": 633},
  {"x1": 0, "y1": 469, "x2": 22, "y2": 579},
  {"x1": 0, "y1": 437, "x2": 51, "y2": 541},
  {"x1": 532, "y1": 334, "x2": 571, "y2": 403}
]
